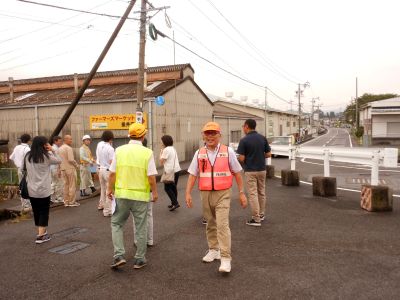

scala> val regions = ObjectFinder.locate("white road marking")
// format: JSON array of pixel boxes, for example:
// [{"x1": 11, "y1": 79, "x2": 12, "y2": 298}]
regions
[{"x1": 274, "y1": 175, "x2": 400, "y2": 198}]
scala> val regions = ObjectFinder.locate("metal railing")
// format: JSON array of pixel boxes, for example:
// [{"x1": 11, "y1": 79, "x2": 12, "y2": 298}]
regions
[{"x1": 270, "y1": 145, "x2": 399, "y2": 186}]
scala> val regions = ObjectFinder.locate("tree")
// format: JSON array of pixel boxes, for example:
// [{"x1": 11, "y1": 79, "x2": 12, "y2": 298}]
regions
[{"x1": 344, "y1": 93, "x2": 398, "y2": 124}]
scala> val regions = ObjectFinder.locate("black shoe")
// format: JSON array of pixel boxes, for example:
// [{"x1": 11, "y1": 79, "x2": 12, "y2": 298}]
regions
[
  {"x1": 260, "y1": 214, "x2": 265, "y2": 222},
  {"x1": 111, "y1": 256, "x2": 126, "y2": 269},
  {"x1": 202, "y1": 218, "x2": 207, "y2": 225},
  {"x1": 90, "y1": 187, "x2": 96, "y2": 193},
  {"x1": 167, "y1": 204, "x2": 173, "y2": 208},
  {"x1": 169, "y1": 204, "x2": 180, "y2": 211},
  {"x1": 246, "y1": 219, "x2": 261, "y2": 227},
  {"x1": 133, "y1": 258, "x2": 147, "y2": 269}
]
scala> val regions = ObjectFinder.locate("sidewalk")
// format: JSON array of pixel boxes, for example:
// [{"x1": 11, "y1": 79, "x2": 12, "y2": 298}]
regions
[{"x1": 0, "y1": 161, "x2": 192, "y2": 220}]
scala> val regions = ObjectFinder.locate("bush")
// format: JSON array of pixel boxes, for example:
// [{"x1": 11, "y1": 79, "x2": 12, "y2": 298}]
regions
[{"x1": 354, "y1": 126, "x2": 364, "y2": 138}]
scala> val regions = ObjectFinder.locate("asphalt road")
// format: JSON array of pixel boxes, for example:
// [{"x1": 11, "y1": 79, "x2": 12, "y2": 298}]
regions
[
  {"x1": 303, "y1": 128, "x2": 353, "y2": 147},
  {"x1": 1, "y1": 175, "x2": 400, "y2": 299}
]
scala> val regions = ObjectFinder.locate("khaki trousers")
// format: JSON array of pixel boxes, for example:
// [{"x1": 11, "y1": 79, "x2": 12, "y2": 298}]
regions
[
  {"x1": 245, "y1": 171, "x2": 267, "y2": 222},
  {"x1": 201, "y1": 189, "x2": 232, "y2": 259},
  {"x1": 79, "y1": 165, "x2": 94, "y2": 190},
  {"x1": 51, "y1": 168, "x2": 64, "y2": 202},
  {"x1": 98, "y1": 169, "x2": 111, "y2": 215},
  {"x1": 62, "y1": 169, "x2": 77, "y2": 205}
]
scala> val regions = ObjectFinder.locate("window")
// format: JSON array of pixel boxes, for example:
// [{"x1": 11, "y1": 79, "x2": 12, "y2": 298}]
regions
[
  {"x1": 293, "y1": 121, "x2": 296, "y2": 127},
  {"x1": 286, "y1": 121, "x2": 290, "y2": 127},
  {"x1": 230, "y1": 130, "x2": 241, "y2": 143}
]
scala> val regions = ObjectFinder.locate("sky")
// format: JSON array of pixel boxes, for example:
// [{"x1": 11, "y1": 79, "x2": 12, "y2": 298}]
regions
[{"x1": 0, "y1": 0, "x2": 399, "y2": 113}]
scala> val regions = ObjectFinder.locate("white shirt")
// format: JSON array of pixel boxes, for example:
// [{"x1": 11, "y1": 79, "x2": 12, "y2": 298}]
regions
[
  {"x1": 188, "y1": 144, "x2": 242, "y2": 176},
  {"x1": 160, "y1": 146, "x2": 181, "y2": 173},
  {"x1": 9, "y1": 143, "x2": 30, "y2": 169},
  {"x1": 50, "y1": 144, "x2": 60, "y2": 171},
  {"x1": 109, "y1": 140, "x2": 157, "y2": 176},
  {"x1": 96, "y1": 141, "x2": 114, "y2": 169}
]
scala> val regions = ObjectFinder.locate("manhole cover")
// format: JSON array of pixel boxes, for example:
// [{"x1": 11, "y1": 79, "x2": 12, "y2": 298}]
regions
[
  {"x1": 52, "y1": 227, "x2": 88, "y2": 238},
  {"x1": 49, "y1": 242, "x2": 90, "y2": 254}
]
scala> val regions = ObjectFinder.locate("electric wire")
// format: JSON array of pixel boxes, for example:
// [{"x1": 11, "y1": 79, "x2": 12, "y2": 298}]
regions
[{"x1": 205, "y1": 0, "x2": 303, "y2": 84}]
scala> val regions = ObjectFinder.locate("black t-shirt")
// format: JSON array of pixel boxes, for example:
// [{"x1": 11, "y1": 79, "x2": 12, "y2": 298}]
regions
[{"x1": 237, "y1": 131, "x2": 271, "y2": 172}]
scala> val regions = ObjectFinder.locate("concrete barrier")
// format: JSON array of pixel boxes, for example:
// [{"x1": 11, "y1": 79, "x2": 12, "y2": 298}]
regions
[
  {"x1": 281, "y1": 169, "x2": 299, "y2": 186},
  {"x1": 312, "y1": 176, "x2": 337, "y2": 197},
  {"x1": 361, "y1": 185, "x2": 393, "y2": 212},
  {"x1": 266, "y1": 165, "x2": 275, "y2": 179}
]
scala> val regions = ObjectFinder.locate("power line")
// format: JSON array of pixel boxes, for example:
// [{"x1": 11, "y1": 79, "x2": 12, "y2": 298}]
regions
[
  {"x1": 205, "y1": 0, "x2": 302, "y2": 85},
  {"x1": 155, "y1": 28, "x2": 291, "y2": 104},
  {"x1": 16, "y1": 0, "x2": 138, "y2": 20}
]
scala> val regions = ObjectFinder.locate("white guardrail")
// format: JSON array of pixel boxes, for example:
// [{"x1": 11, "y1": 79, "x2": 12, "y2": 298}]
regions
[{"x1": 270, "y1": 145, "x2": 399, "y2": 186}]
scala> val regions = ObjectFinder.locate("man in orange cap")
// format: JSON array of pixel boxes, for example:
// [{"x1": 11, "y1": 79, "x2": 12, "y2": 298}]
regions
[
  {"x1": 107, "y1": 122, "x2": 158, "y2": 270},
  {"x1": 185, "y1": 121, "x2": 247, "y2": 273}
]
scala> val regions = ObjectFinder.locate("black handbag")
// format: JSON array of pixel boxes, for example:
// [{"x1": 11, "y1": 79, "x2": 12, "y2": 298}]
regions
[{"x1": 19, "y1": 154, "x2": 29, "y2": 199}]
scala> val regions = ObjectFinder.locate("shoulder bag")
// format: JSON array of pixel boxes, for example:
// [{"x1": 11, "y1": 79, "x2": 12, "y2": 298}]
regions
[{"x1": 19, "y1": 154, "x2": 30, "y2": 199}]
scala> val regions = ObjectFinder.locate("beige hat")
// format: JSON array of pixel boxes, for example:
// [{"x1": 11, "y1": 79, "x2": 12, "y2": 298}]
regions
[{"x1": 82, "y1": 134, "x2": 91, "y2": 141}]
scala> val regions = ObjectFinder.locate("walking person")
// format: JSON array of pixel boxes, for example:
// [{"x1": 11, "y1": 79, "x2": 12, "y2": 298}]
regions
[
  {"x1": 10, "y1": 133, "x2": 32, "y2": 211},
  {"x1": 185, "y1": 121, "x2": 247, "y2": 273},
  {"x1": 79, "y1": 135, "x2": 96, "y2": 197},
  {"x1": 237, "y1": 119, "x2": 272, "y2": 226},
  {"x1": 160, "y1": 135, "x2": 181, "y2": 211},
  {"x1": 133, "y1": 137, "x2": 154, "y2": 247},
  {"x1": 58, "y1": 135, "x2": 79, "y2": 207},
  {"x1": 50, "y1": 135, "x2": 64, "y2": 203},
  {"x1": 24, "y1": 136, "x2": 61, "y2": 243},
  {"x1": 96, "y1": 130, "x2": 114, "y2": 216},
  {"x1": 107, "y1": 123, "x2": 158, "y2": 270}
]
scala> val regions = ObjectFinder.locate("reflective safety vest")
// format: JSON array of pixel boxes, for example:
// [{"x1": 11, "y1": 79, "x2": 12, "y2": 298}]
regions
[
  {"x1": 115, "y1": 143, "x2": 152, "y2": 202},
  {"x1": 197, "y1": 144, "x2": 233, "y2": 191}
]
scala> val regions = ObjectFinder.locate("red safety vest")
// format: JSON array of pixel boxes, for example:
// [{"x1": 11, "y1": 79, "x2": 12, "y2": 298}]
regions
[{"x1": 197, "y1": 144, "x2": 233, "y2": 191}]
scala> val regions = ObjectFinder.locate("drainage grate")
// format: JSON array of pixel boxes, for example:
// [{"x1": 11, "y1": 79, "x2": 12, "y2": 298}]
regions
[
  {"x1": 52, "y1": 227, "x2": 88, "y2": 238},
  {"x1": 346, "y1": 178, "x2": 389, "y2": 185},
  {"x1": 49, "y1": 242, "x2": 90, "y2": 254}
]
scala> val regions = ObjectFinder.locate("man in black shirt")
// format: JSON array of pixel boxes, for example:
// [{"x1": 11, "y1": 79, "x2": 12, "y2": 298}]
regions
[{"x1": 237, "y1": 119, "x2": 271, "y2": 226}]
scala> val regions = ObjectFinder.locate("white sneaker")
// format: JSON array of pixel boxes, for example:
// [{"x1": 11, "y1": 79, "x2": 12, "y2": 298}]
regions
[
  {"x1": 202, "y1": 249, "x2": 221, "y2": 262},
  {"x1": 219, "y1": 258, "x2": 231, "y2": 273}
]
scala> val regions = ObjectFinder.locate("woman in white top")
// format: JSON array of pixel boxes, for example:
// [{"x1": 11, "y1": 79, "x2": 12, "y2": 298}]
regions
[
  {"x1": 25, "y1": 136, "x2": 61, "y2": 244},
  {"x1": 160, "y1": 135, "x2": 181, "y2": 211}
]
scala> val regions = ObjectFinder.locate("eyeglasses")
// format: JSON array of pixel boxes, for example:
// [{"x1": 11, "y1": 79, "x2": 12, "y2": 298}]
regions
[{"x1": 203, "y1": 131, "x2": 219, "y2": 136}]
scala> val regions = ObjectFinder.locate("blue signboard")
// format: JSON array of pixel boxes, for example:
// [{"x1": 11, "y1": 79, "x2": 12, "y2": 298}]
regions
[{"x1": 155, "y1": 96, "x2": 165, "y2": 106}]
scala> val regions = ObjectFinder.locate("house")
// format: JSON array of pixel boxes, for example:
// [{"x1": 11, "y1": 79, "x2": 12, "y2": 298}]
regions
[{"x1": 360, "y1": 97, "x2": 400, "y2": 146}]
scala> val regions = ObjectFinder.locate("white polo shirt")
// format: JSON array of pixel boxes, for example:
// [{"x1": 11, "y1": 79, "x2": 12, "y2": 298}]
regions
[
  {"x1": 96, "y1": 141, "x2": 114, "y2": 169},
  {"x1": 9, "y1": 143, "x2": 30, "y2": 169},
  {"x1": 188, "y1": 144, "x2": 242, "y2": 177},
  {"x1": 109, "y1": 140, "x2": 157, "y2": 176}
]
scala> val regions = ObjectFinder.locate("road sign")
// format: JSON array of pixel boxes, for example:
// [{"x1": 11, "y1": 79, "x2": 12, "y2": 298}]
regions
[{"x1": 155, "y1": 96, "x2": 165, "y2": 106}]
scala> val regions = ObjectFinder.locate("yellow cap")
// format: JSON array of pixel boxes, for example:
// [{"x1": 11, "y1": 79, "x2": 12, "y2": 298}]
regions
[
  {"x1": 128, "y1": 123, "x2": 147, "y2": 138},
  {"x1": 202, "y1": 121, "x2": 221, "y2": 132}
]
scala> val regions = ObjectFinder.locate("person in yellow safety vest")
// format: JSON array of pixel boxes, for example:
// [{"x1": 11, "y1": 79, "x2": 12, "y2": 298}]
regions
[
  {"x1": 107, "y1": 123, "x2": 158, "y2": 270},
  {"x1": 185, "y1": 121, "x2": 247, "y2": 273}
]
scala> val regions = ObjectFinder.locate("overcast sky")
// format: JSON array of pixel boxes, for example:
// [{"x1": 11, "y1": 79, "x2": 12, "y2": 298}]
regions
[{"x1": 1, "y1": 0, "x2": 399, "y2": 113}]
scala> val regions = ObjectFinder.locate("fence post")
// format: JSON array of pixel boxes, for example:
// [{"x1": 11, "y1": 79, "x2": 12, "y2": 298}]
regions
[
  {"x1": 290, "y1": 146, "x2": 296, "y2": 170},
  {"x1": 324, "y1": 149, "x2": 330, "y2": 177},
  {"x1": 371, "y1": 150, "x2": 379, "y2": 186}
]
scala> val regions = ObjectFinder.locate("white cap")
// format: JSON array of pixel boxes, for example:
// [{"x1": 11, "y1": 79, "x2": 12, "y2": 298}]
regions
[{"x1": 82, "y1": 134, "x2": 91, "y2": 141}]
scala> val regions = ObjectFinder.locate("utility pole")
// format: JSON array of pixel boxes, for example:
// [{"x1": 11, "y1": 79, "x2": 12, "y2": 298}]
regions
[
  {"x1": 136, "y1": 0, "x2": 147, "y2": 123},
  {"x1": 355, "y1": 77, "x2": 359, "y2": 129},
  {"x1": 298, "y1": 83, "x2": 301, "y2": 139},
  {"x1": 264, "y1": 86, "x2": 268, "y2": 137},
  {"x1": 311, "y1": 98, "x2": 315, "y2": 128}
]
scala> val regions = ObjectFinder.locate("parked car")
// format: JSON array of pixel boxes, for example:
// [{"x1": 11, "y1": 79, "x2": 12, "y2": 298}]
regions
[{"x1": 269, "y1": 135, "x2": 294, "y2": 157}]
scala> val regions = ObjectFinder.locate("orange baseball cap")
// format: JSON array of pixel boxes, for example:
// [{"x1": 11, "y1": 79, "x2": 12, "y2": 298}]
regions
[
  {"x1": 128, "y1": 123, "x2": 147, "y2": 138},
  {"x1": 202, "y1": 121, "x2": 221, "y2": 132}
]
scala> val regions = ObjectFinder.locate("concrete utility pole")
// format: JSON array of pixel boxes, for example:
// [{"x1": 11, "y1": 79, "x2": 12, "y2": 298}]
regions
[
  {"x1": 355, "y1": 77, "x2": 359, "y2": 129},
  {"x1": 50, "y1": 0, "x2": 137, "y2": 140},
  {"x1": 264, "y1": 86, "x2": 268, "y2": 137},
  {"x1": 136, "y1": 0, "x2": 147, "y2": 123},
  {"x1": 298, "y1": 83, "x2": 301, "y2": 139}
]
